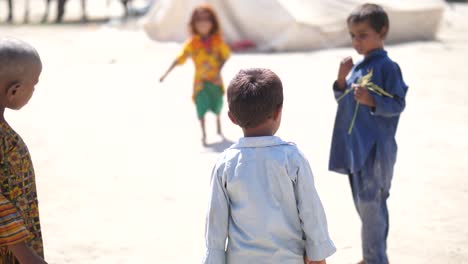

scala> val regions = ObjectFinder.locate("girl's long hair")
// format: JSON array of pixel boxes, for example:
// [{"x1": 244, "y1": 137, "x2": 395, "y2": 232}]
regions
[{"x1": 189, "y1": 4, "x2": 221, "y2": 37}]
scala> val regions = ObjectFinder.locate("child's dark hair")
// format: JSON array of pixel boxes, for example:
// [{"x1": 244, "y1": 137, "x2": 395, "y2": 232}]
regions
[
  {"x1": 189, "y1": 4, "x2": 220, "y2": 36},
  {"x1": 347, "y1": 3, "x2": 389, "y2": 35},
  {"x1": 227, "y1": 68, "x2": 283, "y2": 128}
]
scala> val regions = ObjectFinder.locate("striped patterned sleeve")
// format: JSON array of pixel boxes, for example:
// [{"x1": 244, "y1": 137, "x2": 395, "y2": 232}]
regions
[
  {"x1": 0, "y1": 135, "x2": 31, "y2": 246},
  {"x1": 0, "y1": 195, "x2": 31, "y2": 246}
]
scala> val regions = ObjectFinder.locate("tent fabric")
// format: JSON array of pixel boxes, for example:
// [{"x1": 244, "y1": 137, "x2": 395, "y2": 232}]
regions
[{"x1": 143, "y1": 0, "x2": 445, "y2": 52}]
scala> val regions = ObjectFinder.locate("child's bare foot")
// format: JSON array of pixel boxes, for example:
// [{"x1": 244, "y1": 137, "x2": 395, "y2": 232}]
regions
[{"x1": 202, "y1": 135, "x2": 207, "y2": 146}]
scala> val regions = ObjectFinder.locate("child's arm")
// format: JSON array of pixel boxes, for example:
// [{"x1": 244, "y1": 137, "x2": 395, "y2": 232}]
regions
[
  {"x1": 219, "y1": 60, "x2": 227, "y2": 71},
  {"x1": 0, "y1": 194, "x2": 46, "y2": 264},
  {"x1": 294, "y1": 153, "x2": 336, "y2": 262},
  {"x1": 336, "y1": 57, "x2": 354, "y2": 90},
  {"x1": 203, "y1": 165, "x2": 228, "y2": 264},
  {"x1": 160, "y1": 39, "x2": 193, "y2": 83},
  {"x1": 159, "y1": 60, "x2": 177, "y2": 82},
  {"x1": 8, "y1": 242, "x2": 47, "y2": 264},
  {"x1": 333, "y1": 57, "x2": 354, "y2": 101},
  {"x1": 356, "y1": 62, "x2": 408, "y2": 117},
  {"x1": 215, "y1": 41, "x2": 230, "y2": 77},
  {"x1": 0, "y1": 151, "x2": 46, "y2": 263}
]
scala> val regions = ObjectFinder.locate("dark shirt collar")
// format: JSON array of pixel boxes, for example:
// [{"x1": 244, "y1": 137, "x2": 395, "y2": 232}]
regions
[
  {"x1": 355, "y1": 49, "x2": 387, "y2": 69},
  {"x1": 364, "y1": 49, "x2": 387, "y2": 61}
]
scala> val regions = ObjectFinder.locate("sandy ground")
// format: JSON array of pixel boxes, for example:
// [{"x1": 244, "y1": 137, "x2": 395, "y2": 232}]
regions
[{"x1": 1, "y1": 2, "x2": 468, "y2": 264}]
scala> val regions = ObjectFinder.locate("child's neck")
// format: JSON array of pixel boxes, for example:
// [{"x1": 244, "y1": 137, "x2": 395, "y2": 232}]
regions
[
  {"x1": 200, "y1": 34, "x2": 211, "y2": 40},
  {"x1": 0, "y1": 108, "x2": 5, "y2": 122},
  {"x1": 364, "y1": 46, "x2": 384, "y2": 58},
  {"x1": 242, "y1": 122, "x2": 275, "y2": 137},
  {"x1": 243, "y1": 131, "x2": 274, "y2": 137}
]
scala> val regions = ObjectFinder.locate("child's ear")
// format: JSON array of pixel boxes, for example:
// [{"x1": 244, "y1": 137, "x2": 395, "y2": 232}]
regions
[
  {"x1": 273, "y1": 105, "x2": 283, "y2": 121},
  {"x1": 228, "y1": 111, "x2": 238, "y2": 125},
  {"x1": 380, "y1": 26, "x2": 389, "y2": 39},
  {"x1": 6, "y1": 82, "x2": 21, "y2": 102}
]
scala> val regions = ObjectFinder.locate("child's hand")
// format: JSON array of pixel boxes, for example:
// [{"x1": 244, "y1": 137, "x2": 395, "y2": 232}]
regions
[
  {"x1": 353, "y1": 84, "x2": 376, "y2": 107},
  {"x1": 304, "y1": 256, "x2": 326, "y2": 264},
  {"x1": 309, "y1": 260, "x2": 326, "y2": 264},
  {"x1": 337, "y1": 56, "x2": 354, "y2": 90},
  {"x1": 8, "y1": 242, "x2": 47, "y2": 264}
]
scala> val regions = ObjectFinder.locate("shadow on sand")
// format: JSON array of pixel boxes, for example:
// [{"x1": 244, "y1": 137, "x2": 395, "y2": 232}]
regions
[{"x1": 205, "y1": 137, "x2": 235, "y2": 153}]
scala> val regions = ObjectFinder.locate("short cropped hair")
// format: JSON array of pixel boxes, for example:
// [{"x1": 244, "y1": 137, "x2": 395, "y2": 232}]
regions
[
  {"x1": 227, "y1": 68, "x2": 283, "y2": 128},
  {"x1": 347, "y1": 3, "x2": 390, "y2": 34},
  {"x1": 0, "y1": 38, "x2": 41, "y2": 80}
]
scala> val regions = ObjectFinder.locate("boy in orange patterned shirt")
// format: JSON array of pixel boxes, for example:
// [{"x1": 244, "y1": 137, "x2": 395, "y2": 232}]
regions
[
  {"x1": 160, "y1": 4, "x2": 231, "y2": 145},
  {"x1": 0, "y1": 38, "x2": 47, "y2": 264}
]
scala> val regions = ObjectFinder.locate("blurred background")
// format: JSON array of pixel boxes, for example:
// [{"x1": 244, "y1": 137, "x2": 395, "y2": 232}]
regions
[
  {"x1": 1, "y1": 0, "x2": 467, "y2": 263},
  {"x1": 2, "y1": 0, "x2": 463, "y2": 50}
]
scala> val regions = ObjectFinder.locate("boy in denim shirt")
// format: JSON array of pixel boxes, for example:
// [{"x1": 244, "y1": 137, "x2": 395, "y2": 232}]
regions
[{"x1": 329, "y1": 4, "x2": 409, "y2": 264}]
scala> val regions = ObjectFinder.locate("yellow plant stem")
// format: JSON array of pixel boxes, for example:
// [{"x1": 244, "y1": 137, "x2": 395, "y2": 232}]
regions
[{"x1": 348, "y1": 102, "x2": 360, "y2": 135}]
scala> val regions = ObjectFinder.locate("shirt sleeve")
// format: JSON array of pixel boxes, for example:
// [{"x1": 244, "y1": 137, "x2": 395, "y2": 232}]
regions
[
  {"x1": 0, "y1": 144, "x2": 31, "y2": 246},
  {"x1": 294, "y1": 153, "x2": 336, "y2": 261},
  {"x1": 202, "y1": 164, "x2": 228, "y2": 264},
  {"x1": 332, "y1": 81, "x2": 345, "y2": 101},
  {"x1": 370, "y1": 62, "x2": 408, "y2": 117},
  {"x1": 175, "y1": 40, "x2": 192, "y2": 65},
  {"x1": 219, "y1": 41, "x2": 231, "y2": 62},
  {"x1": 0, "y1": 194, "x2": 31, "y2": 246}
]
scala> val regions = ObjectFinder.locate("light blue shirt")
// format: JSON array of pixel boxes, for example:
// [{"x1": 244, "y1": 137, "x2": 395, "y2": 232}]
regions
[{"x1": 203, "y1": 136, "x2": 336, "y2": 264}]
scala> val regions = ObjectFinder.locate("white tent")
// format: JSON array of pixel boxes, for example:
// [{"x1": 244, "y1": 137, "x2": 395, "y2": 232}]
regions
[{"x1": 143, "y1": 0, "x2": 445, "y2": 52}]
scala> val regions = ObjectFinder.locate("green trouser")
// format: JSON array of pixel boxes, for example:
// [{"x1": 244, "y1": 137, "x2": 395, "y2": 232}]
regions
[{"x1": 195, "y1": 82, "x2": 223, "y2": 119}]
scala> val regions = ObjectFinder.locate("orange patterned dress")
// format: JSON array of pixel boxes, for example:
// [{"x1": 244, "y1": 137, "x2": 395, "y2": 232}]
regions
[
  {"x1": 0, "y1": 122, "x2": 43, "y2": 263},
  {"x1": 175, "y1": 33, "x2": 231, "y2": 101}
]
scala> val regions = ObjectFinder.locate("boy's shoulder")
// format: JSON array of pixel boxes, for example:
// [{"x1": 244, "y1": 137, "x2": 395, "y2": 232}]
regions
[
  {"x1": 0, "y1": 122, "x2": 24, "y2": 164},
  {"x1": 377, "y1": 55, "x2": 405, "y2": 83},
  {"x1": 282, "y1": 142, "x2": 310, "y2": 165},
  {"x1": 0, "y1": 122, "x2": 19, "y2": 146},
  {"x1": 373, "y1": 51, "x2": 402, "y2": 71},
  {"x1": 355, "y1": 51, "x2": 404, "y2": 81}
]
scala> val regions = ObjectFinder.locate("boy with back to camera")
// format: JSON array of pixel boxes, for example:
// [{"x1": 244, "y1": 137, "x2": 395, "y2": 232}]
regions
[
  {"x1": 329, "y1": 4, "x2": 409, "y2": 264},
  {"x1": 203, "y1": 68, "x2": 336, "y2": 264}
]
